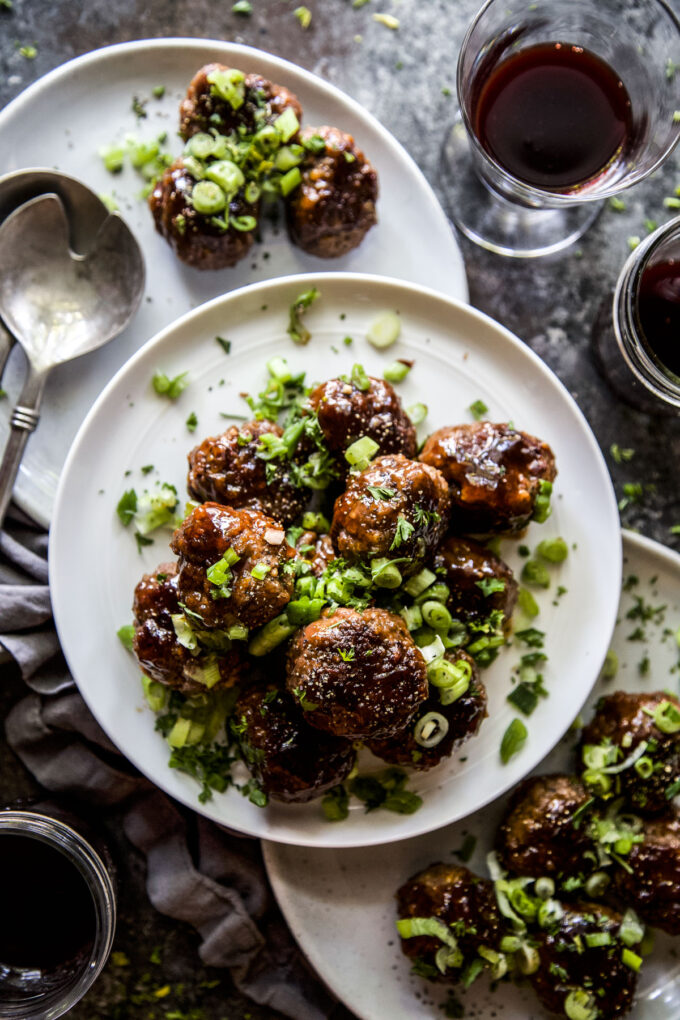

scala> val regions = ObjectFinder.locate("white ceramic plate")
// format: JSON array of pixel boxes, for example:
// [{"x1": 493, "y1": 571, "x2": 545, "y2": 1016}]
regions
[
  {"x1": 0, "y1": 37, "x2": 467, "y2": 527},
  {"x1": 264, "y1": 530, "x2": 680, "y2": 1018},
  {"x1": 50, "y1": 272, "x2": 620, "y2": 847}
]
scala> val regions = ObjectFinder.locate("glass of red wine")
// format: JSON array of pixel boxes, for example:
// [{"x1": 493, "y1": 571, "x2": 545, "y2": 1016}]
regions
[{"x1": 442, "y1": 0, "x2": 680, "y2": 257}]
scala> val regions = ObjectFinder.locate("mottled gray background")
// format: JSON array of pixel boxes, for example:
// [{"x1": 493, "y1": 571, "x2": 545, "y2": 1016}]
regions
[{"x1": 1, "y1": 1, "x2": 679, "y2": 1017}]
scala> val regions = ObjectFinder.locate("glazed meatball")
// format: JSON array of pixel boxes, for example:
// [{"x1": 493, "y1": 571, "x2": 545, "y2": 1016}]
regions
[
  {"x1": 530, "y1": 903, "x2": 637, "y2": 1019},
  {"x1": 149, "y1": 160, "x2": 257, "y2": 270},
  {"x1": 579, "y1": 691, "x2": 680, "y2": 814},
  {"x1": 285, "y1": 606, "x2": 428, "y2": 740},
  {"x1": 132, "y1": 563, "x2": 243, "y2": 695},
  {"x1": 179, "y1": 64, "x2": 303, "y2": 140},
  {"x1": 171, "y1": 503, "x2": 294, "y2": 631},
  {"x1": 233, "y1": 685, "x2": 354, "y2": 804},
  {"x1": 367, "y1": 652, "x2": 486, "y2": 771},
  {"x1": 308, "y1": 374, "x2": 416, "y2": 461},
  {"x1": 496, "y1": 774, "x2": 595, "y2": 880},
  {"x1": 396, "y1": 864, "x2": 503, "y2": 981},
  {"x1": 419, "y1": 422, "x2": 557, "y2": 535},
  {"x1": 331, "y1": 455, "x2": 450, "y2": 573},
  {"x1": 187, "y1": 419, "x2": 307, "y2": 525},
  {"x1": 285, "y1": 125, "x2": 378, "y2": 258},
  {"x1": 433, "y1": 536, "x2": 518, "y2": 629},
  {"x1": 611, "y1": 808, "x2": 680, "y2": 934}
]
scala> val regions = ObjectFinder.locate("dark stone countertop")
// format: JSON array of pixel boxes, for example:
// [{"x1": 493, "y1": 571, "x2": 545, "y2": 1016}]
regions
[{"x1": 1, "y1": 1, "x2": 679, "y2": 1017}]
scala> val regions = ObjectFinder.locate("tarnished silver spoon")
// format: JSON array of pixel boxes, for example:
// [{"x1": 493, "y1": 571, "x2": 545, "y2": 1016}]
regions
[{"x1": 0, "y1": 193, "x2": 144, "y2": 524}]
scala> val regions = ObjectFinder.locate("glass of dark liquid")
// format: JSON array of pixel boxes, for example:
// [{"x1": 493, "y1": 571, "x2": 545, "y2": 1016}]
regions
[
  {"x1": 442, "y1": 0, "x2": 680, "y2": 257},
  {"x1": 0, "y1": 810, "x2": 115, "y2": 1018}
]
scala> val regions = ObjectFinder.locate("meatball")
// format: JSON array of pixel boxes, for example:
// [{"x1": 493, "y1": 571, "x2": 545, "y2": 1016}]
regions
[
  {"x1": 233, "y1": 685, "x2": 354, "y2": 803},
  {"x1": 149, "y1": 160, "x2": 257, "y2": 270},
  {"x1": 419, "y1": 422, "x2": 557, "y2": 535},
  {"x1": 132, "y1": 563, "x2": 243, "y2": 695},
  {"x1": 171, "y1": 503, "x2": 294, "y2": 631},
  {"x1": 611, "y1": 808, "x2": 680, "y2": 934},
  {"x1": 396, "y1": 863, "x2": 503, "y2": 981},
  {"x1": 368, "y1": 651, "x2": 486, "y2": 770},
  {"x1": 330, "y1": 454, "x2": 450, "y2": 573},
  {"x1": 187, "y1": 419, "x2": 307, "y2": 525},
  {"x1": 433, "y1": 536, "x2": 518, "y2": 629},
  {"x1": 308, "y1": 374, "x2": 416, "y2": 461},
  {"x1": 179, "y1": 64, "x2": 303, "y2": 140},
  {"x1": 496, "y1": 774, "x2": 595, "y2": 880},
  {"x1": 285, "y1": 125, "x2": 378, "y2": 258},
  {"x1": 579, "y1": 691, "x2": 680, "y2": 814},
  {"x1": 285, "y1": 606, "x2": 428, "y2": 740},
  {"x1": 530, "y1": 903, "x2": 637, "y2": 1019}
]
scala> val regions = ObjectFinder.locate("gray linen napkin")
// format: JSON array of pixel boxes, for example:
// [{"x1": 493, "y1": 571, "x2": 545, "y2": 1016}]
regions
[{"x1": 0, "y1": 508, "x2": 339, "y2": 1020}]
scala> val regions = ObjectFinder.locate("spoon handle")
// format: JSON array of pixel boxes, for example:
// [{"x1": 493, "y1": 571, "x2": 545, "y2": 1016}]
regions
[
  {"x1": 0, "y1": 363, "x2": 47, "y2": 526},
  {"x1": 0, "y1": 319, "x2": 14, "y2": 380}
]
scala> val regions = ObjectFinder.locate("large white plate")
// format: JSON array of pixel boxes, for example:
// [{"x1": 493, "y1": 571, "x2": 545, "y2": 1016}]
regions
[
  {"x1": 264, "y1": 531, "x2": 680, "y2": 1018},
  {"x1": 50, "y1": 272, "x2": 620, "y2": 847},
  {"x1": 0, "y1": 37, "x2": 467, "y2": 527}
]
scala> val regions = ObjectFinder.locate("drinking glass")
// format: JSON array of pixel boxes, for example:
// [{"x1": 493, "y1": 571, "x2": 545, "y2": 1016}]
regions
[{"x1": 441, "y1": 0, "x2": 680, "y2": 257}]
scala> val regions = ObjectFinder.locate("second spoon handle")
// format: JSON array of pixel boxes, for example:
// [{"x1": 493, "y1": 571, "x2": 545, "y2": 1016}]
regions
[
  {"x1": 0, "y1": 319, "x2": 14, "y2": 382},
  {"x1": 0, "y1": 363, "x2": 47, "y2": 527}
]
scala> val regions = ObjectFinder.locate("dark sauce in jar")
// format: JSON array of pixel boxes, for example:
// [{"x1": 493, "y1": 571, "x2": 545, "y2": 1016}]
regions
[{"x1": 636, "y1": 258, "x2": 680, "y2": 377}]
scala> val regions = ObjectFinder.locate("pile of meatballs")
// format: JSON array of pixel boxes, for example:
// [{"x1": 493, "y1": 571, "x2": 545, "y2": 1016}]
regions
[
  {"x1": 397, "y1": 689, "x2": 680, "y2": 1018},
  {"x1": 149, "y1": 63, "x2": 378, "y2": 269},
  {"x1": 131, "y1": 362, "x2": 557, "y2": 806}
]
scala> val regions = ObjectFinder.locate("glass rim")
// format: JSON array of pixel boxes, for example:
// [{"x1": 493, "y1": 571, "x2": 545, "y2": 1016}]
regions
[{"x1": 0, "y1": 811, "x2": 116, "y2": 1020}]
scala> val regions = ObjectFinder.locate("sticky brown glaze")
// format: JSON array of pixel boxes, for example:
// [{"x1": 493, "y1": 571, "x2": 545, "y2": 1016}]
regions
[
  {"x1": 308, "y1": 375, "x2": 416, "y2": 462},
  {"x1": 131, "y1": 563, "x2": 243, "y2": 694},
  {"x1": 187, "y1": 419, "x2": 307, "y2": 525},
  {"x1": 179, "y1": 64, "x2": 303, "y2": 139},
  {"x1": 433, "y1": 535, "x2": 518, "y2": 629},
  {"x1": 495, "y1": 774, "x2": 595, "y2": 879},
  {"x1": 149, "y1": 160, "x2": 257, "y2": 270},
  {"x1": 330, "y1": 454, "x2": 450, "y2": 572},
  {"x1": 579, "y1": 691, "x2": 680, "y2": 814},
  {"x1": 292, "y1": 530, "x2": 335, "y2": 578},
  {"x1": 396, "y1": 864, "x2": 502, "y2": 982},
  {"x1": 419, "y1": 422, "x2": 557, "y2": 536},
  {"x1": 530, "y1": 903, "x2": 637, "y2": 1018},
  {"x1": 285, "y1": 125, "x2": 378, "y2": 258},
  {"x1": 611, "y1": 808, "x2": 680, "y2": 934},
  {"x1": 285, "y1": 606, "x2": 428, "y2": 740},
  {"x1": 367, "y1": 652, "x2": 486, "y2": 770},
  {"x1": 171, "y1": 503, "x2": 294, "y2": 630},
  {"x1": 233, "y1": 685, "x2": 354, "y2": 803}
]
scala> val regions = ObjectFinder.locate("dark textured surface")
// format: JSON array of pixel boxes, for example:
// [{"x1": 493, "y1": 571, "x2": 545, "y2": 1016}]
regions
[{"x1": 1, "y1": 1, "x2": 680, "y2": 1017}]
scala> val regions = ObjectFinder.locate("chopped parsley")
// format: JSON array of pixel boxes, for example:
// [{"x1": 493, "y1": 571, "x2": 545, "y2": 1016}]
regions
[
  {"x1": 452, "y1": 833, "x2": 477, "y2": 863},
  {"x1": 338, "y1": 647, "x2": 356, "y2": 662},
  {"x1": 185, "y1": 412, "x2": 198, "y2": 432},
  {"x1": 367, "y1": 485, "x2": 395, "y2": 501},
  {"x1": 216, "y1": 336, "x2": 231, "y2": 354},
  {"x1": 469, "y1": 399, "x2": 488, "y2": 421},
  {"x1": 390, "y1": 514, "x2": 415, "y2": 550},
  {"x1": 131, "y1": 95, "x2": 148, "y2": 119},
  {"x1": 116, "y1": 488, "x2": 137, "y2": 526},
  {"x1": 475, "y1": 577, "x2": 505, "y2": 596}
]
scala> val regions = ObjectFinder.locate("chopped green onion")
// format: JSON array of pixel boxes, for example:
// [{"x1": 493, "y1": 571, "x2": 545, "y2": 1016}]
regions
[
  {"x1": 403, "y1": 567, "x2": 437, "y2": 597},
  {"x1": 367, "y1": 310, "x2": 401, "y2": 348},
  {"x1": 142, "y1": 675, "x2": 167, "y2": 713},
  {"x1": 521, "y1": 559, "x2": 550, "y2": 588},
  {"x1": 250, "y1": 562, "x2": 271, "y2": 580},
  {"x1": 232, "y1": 0, "x2": 252, "y2": 13},
  {"x1": 231, "y1": 215, "x2": 257, "y2": 232},
  {"x1": 294, "y1": 5, "x2": 312, "y2": 28},
  {"x1": 248, "y1": 613, "x2": 296, "y2": 656},
  {"x1": 185, "y1": 131, "x2": 219, "y2": 159},
  {"x1": 274, "y1": 107, "x2": 300, "y2": 142},
  {"x1": 536, "y1": 536, "x2": 569, "y2": 563},
  {"x1": 396, "y1": 916, "x2": 458, "y2": 948},
  {"x1": 421, "y1": 600, "x2": 452, "y2": 632},
  {"x1": 634, "y1": 755, "x2": 654, "y2": 779},
  {"x1": 117, "y1": 624, "x2": 135, "y2": 650},
  {"x1": 517, "y1": 587, "x2": 540, "y2": 617},
  {"x1": 100, "y1": 144, "x2": 126, "y2": 173},
  {"x1": 400, "y1": 604, "x2": 423, "y2": 631},
  {"x1": 516, "y1": 943, "x2": 540, "y2": 975},
  {"x1": 204, "y1": 159, "x2": 245, "y2": 197},
  {"x1": 383, "y1": 360, "x2": 411, "y2": 383},
  {"x1": 373, "y1": 12, "x2": 399, "y2": 28},
  {"x1": 152, "y1": 370, "x2": 188, "y2": 399},
  {"x1": 532, "y1": 479, "x2": 553, "y2": 523},
  {"x1": 301, "y1": 511, "x2": 330, "y2": 533},
  {"x1": 414, "y1": 711, "x2": 449, "y2": 748},
  {"x1": 600, "y1": 649, "x2": 618, "y2": 679},
  {"x1": 534, "y1": 877, "x2": 554, "y2": 901},
  {"x1": 507, "y1": 683, "x2": 540, "y2": 716},
  {"x1": 279, "y1": 166, "x2": 302, "y2": 197},
  {"x1": 564, "y1": 989, "x2": 598, "y2": 1020},
  {"x1": 288, "y1": 287, "x2": 320, "y2": 344},
  {"x1": 407, "y1": 402, "x2": 428, "y2": 425},
  {"x1": 585, "y1": 932, "x2": 612, "y2": 948},
  {"x1": 171, "y1": 614, "x2": 198, "y2": 651},
  {"x1": 650, "y1": 699, "x2": 680, "y2": 734},
  {"x1": 190, "y1": 180, "x2": 227, "y2": 215},
  {"x1": 621, "y1": 948, "x2": 642, "y2": 971},
  {"x1": 370, "y1": 557, "x2": 403, "y2": 589},
  {"x1": 620, "y1": 908, "x2": 645, "y2": 946},
  {"x1": 418, "y1": 634, "x2": 446, "y2": 662},
  {"x1": 345, "y1": 435, "x2": 379, "y2": 469},
  {"x1": 206, "y1": 67, "x2": 245, "y2": 109},
  {"x1": 322, "y1": 785, "x2": 349, "y2": 821},
  {"x1": 500, "y1": 718, "x2": 527, "y2": 764},
  {"x1": 350, "y1": 362, "x2": 371, "y2": 392},
  {"x1": 427, "y1": 656, "x2": 470, "y2": 689},
  {"x1": 275, "y1": 144, "x2": 304, "y2": 171}
]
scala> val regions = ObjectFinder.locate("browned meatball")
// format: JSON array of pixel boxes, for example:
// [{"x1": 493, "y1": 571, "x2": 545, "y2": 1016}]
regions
[
  {"x1": 419, "y1": 422, "x2": 557, "y2": 535},
  {"x1": 396, "y1": 864, "x2": 503, "y2": 982},
  {"x1": 286, "y1": 607, "x2": 428, "y2": 740},
  {"x1": 331, "y1": 454, "x2": 450, "y2": 573},
  {"x1": 149, "y1": 160, "x2": 256, "y2": 270},
  {"x1": 171, "y1": 503, "x2": 294, "y2": 631},
  {"x1": 580, "y1": 691, "x2": 680, "y2": 814},
  {"x1": 433, "y1": 535, "x2": 518, "y2": 629},
  {"x1": 132, "y1": 563, "x2": 243, "y2": 695},
  {"x1": 179, "y1": 64, "x2": 303, "y2": 140},
  {"x1": 187, "y1": 419, "x2": 307, "y2": 525},
  {"x1": 530, "y1": 903, "x2": 637, "y2": 1019},
  {"x1": 368, "y1": 652, "x2": 486, "y2": 770},
  {"x1": 496, "y1": 774, "x2": 595, "y2": 879},
  {"x1": 233, "y1": 685, "x2": 354, "y2": 804},
  {"x1": 611, "y1": 808, "x2": 680, "y2": 934},
  {"x1": 308, "y1": 375, "x2": 416, "y2": 461},
  {"x1": 285, "y1": 125, "x2": 378, "y2": 258}
]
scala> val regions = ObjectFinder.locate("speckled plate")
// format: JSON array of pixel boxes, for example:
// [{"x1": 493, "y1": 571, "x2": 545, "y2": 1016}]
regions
[
  {"x1": 50, "y1": 272, "x2": 620, "y2": 847},
  {"x1": 264, "y1": 531, "x2": 680, "y2": 1017},
  {"x1": 0, "y1": 37, "x2": 468, "y2": 527}
]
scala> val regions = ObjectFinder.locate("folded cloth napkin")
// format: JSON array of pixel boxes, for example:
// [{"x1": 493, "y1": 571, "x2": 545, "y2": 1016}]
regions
[{"x1": 0, "y1": 508, "x2": 343, "y2": 1020}]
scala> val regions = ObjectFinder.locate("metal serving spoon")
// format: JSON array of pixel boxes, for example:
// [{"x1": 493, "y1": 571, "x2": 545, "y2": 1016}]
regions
[{"x1": 0, "y1": 192, "x2": 145, "y2": 524}]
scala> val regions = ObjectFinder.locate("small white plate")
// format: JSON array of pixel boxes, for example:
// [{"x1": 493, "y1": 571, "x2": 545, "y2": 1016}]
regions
[
  {"x1": 50, "y1": 272, "x2": 620, "y2": 847},
  {"x1": 0, "y1": 38, "x2": 467, "y2": 527},
  {"x1": 264, "y1": 531, "x2": 680, "y2": 1018}
]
